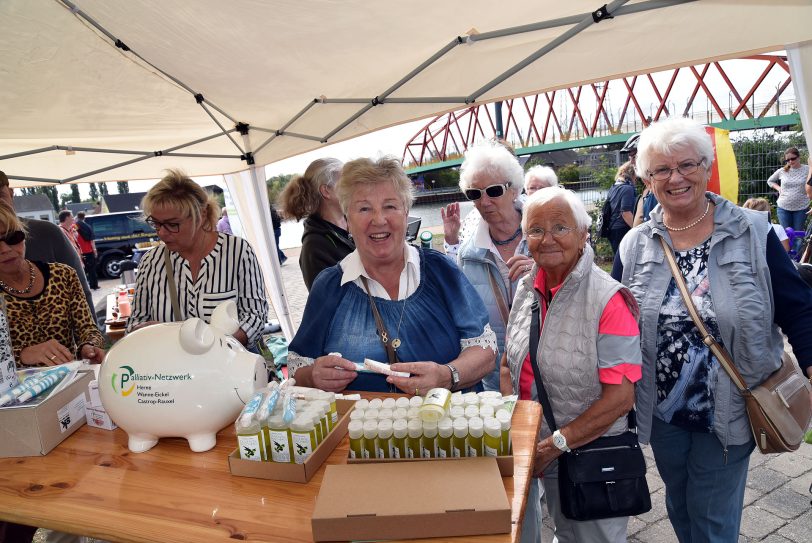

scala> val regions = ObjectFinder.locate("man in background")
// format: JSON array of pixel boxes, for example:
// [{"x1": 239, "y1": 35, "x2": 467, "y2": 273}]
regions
[
  {"x1": 0, "y1": 171, "x2": 94, "y2": 315},
  {"x1": 76, "y1": 211, "x2": 99, "y2": 290}
]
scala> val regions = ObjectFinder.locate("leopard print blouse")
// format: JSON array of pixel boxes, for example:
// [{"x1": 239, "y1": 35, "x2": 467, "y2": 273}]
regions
[{"x1": 2, "y1": 261, "x2": 103, "y2": 366}]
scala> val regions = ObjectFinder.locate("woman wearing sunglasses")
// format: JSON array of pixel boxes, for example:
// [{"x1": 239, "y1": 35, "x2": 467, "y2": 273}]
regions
[
  {"x1": 0, "y1": 204, "x2": 104, "y2": 366},
  {"x1": 451, "y1": 140, "x2": 535, "y2": 393},
  {"x1": 767, "y1": 146, "x2": 810, "y2": 239},
  {"x1": 127, "y1": 170, "x2": 268, "y2": 350}
]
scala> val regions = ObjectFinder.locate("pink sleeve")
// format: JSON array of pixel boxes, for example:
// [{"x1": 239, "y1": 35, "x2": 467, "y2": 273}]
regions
[{"x1": 599, "y1": 363, "x2": 642, "y2": 384}]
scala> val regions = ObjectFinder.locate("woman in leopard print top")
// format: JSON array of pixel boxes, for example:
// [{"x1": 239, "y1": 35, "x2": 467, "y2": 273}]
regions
[{"x1": 0, "y1": 205, "x2": 104, "y2": 367}]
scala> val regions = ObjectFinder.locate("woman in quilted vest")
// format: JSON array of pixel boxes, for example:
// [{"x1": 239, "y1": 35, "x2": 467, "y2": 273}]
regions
[
  {"x1": 614, "y1": 117, "x2": 812, "y2": 542},
  {"x1": 503, "y1": 186, "x2": 643, "y2": 543}
]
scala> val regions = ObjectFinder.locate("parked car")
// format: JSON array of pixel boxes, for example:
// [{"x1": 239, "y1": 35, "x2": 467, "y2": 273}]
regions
[{"x1": 84, "y1": 211, "x2": 156, "y2": 278}]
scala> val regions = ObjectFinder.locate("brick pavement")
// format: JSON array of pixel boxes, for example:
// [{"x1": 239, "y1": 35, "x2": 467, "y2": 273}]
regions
[{"x1": 272, "y1": 244, "x2": 812, "y2": 542}]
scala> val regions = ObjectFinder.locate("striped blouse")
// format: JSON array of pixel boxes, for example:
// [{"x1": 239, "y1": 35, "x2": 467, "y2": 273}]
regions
[{"x1": 127, "y1": 233, "x2": 268, "y2": 346}]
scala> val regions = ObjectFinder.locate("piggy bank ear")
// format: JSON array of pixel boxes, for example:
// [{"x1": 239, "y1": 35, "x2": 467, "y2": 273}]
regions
[
  {"x1": 209, "y1": 300, "x2": 240, "y2": 336},
  {"x1": 178, "y1": 318, "x2": 215, "y2": 354}
]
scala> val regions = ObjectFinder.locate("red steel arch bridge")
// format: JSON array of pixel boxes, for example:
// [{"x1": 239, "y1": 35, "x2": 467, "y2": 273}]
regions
[{"x1": 403, "y1": 53, "x2": 799, "y2": 174}]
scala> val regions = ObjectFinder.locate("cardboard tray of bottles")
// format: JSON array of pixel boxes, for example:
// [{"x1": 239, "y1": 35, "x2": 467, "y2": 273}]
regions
[
  {"x1": 347, "y1": 450, "x2": 514, "y2": 476},
  {"x1": 228, "y1": 399, "x2": 354, "y2": 483}
]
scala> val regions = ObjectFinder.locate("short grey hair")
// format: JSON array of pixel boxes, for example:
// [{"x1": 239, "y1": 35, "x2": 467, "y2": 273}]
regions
[
  {"x1": 337, "y1": 156, "x2": 414, "y2": 214},
  {"x1": 524, "y1": 165, "x2": 558, "y2": 189},
  {"x1": 522, "y1": 186, "x2": 592, "y2": 232},
  {"x1": 459, "y1": 140, "x2": 524, "y2": 191},
  {"x1": 635, "y1": 117, "x2": 714, "y2": 181}
]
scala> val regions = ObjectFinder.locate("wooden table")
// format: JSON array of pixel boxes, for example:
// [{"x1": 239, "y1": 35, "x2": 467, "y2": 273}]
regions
[{"x1": 0, "y1": 397, "x2": 540, "y2": 543}]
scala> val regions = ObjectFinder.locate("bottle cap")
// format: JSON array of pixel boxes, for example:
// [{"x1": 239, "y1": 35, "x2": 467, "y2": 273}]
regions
[{"x1": 348, "y1": 420, "x2": 364, "y2": 438}]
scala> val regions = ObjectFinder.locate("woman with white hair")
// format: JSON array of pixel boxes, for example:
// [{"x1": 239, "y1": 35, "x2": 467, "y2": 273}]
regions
[
  {"x1": 446, "y1": 140, "x2": 536, "y2": 393},
  {"x1": 504, "y1": 186, "x2": 642, "y2": 542},
  {"x1": 523, "y1": 165, "x2": 558, "y2": 196},
  {"x1": 614, "y1": 117, "x2": 812, "y2": 541}
]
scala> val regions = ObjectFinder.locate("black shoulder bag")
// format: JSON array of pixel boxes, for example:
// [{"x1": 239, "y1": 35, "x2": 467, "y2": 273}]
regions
[{"x1": 529, "y1": 299, "x2": 651, "y2": 521}]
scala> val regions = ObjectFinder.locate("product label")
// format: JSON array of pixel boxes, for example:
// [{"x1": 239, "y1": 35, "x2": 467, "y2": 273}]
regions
[
  {"x1": 467, "y1": 444, "x2": 479, "y2": 457},
  {"x1": 238, "y1": 434, "x2": 262, "y2": 461},
  {"x1": 406, "y1": 445, "x2": 416, "y2": 459},
  {"x1": 331, "y1": 409, "x2": 338, "y2": 424},
  {"x1": 421, "y1": 445, "x2": 431, "y2": 458},
  {"x1": 452, "y1": 446, "x2": 462, "y2": 458},
  {"x1": 362, "y1": 446, "x2": 370, "y2": 459},
  {"x1": 291, "y1": 431, "x2": 313, "y2": 464},
  {"x1": 390, "y1": 443, "x2": 399, "y2": 459},
  {"x1": 484, "y1": 444, "x2": 499, "y2": 457},
  {"x1": 376, "y1": 445, "x2": 385, "y2": 459},
  {"x1": 57, "y1": 394, "x2": 86, "y2": 433},
  {"x1": 268, "y1": 429, "x2": 291, "y2": 463},
  {"x1": 438, "y1": 448, "x2": 448, "y2": 458}
]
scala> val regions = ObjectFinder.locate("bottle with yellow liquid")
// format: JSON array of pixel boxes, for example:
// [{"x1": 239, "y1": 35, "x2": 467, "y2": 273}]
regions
[
  {"x1": 496, "y1": 409, "x2": 512, "y2": 455},
  {"x1": 362, "y1": 420, "x2": 378, "y2": 459},
  {"x1": 305, "y1": 407, "x2": 323, "y2": 445},
  {"x1": 348, "y1": 420, "x2": 364, "y2": 459},
  {"x1": 421, "y1": 420, "x2": 438, "y2": 458},
  {"x1": 452, "y1": 418, "x2": 468, "y2": 457},
  {"x1": 319, "y1": 390, "x2": 338, "y2": 430},
  {"x1": 419, "y1": 388, "x2": 451, "y2": 422},
  {"x1": 267, "y1": 413, "x2": 293, "y2": 463},
  {"x1": 483, "y1": 417, "x2": 501, "y2": 457},
  {"x1": 289, "y1": 414, "x2": 317, "y2": 464},
  {"x1": 466, "y1": 416, "x2": 484, "y2": 457},
  {"x1": 376, "y1": 420, "x2": 393, "y2": 459},
  {"x1": 392, "y1": 419, "x2": 407, "y2": 459},
  {"x1": 406, "y1": 419, "x2": 423, "y2": 458},
  {"x1": 437, "y1": 418, "x2": 453, "y2": 458}
]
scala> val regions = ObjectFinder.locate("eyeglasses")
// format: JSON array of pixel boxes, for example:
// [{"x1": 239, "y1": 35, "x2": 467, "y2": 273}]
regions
[
  {"x1": 464, "y1": 183, "x2": 510, "y2": 201},
  {"x1": 647, "y1": 159, "x2": 704, "y2": 182},
  {"x1": 145, "y1": 216, "x2": 181, "y2": 233},
  {"x1": 785, "y1": 156, "x2": 799, "y2": 163},
  {"x1": 0, "y1": 230, "x2": 25, "y2": 246},
  {"x1": 526, "y1": 224, "x2": 573, "y2": 239}
]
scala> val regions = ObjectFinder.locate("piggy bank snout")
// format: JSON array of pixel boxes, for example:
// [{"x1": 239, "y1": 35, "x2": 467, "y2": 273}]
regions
[{"x1": 178, "y1": 318, "x2": 215, "y2": 354}]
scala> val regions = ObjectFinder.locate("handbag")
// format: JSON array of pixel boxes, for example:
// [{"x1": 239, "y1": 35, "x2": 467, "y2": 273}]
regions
[
  {"x1": 597, "y1": 194, "x2": 612, "y2": 238},
  {"x1": 659, "y1": 236, "x2": 812, "y2": 454},
  {"x1": 529, "y1": 299, "x2": 651, "y2": 521}
]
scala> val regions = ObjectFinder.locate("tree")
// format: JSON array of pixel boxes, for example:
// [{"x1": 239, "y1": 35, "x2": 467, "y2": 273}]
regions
[
  {"x1": 117, "y1": 181, "x2": 130, "y2": 194},
  {"x1": 89, "y1": 183, "x2": 99, "y2": 202},
  {"x1": 98, "y1": 183, "x2": 109, "y2": 197},
  {"x1": 60, "y1": 192, "x2": 73, "y2": 207},
  {"x1": 70, "y1": 184, "x2": 81, "y2": 203},
  {"x1": 42, "y1": 186, "x2": 59, "y2": 211},
  {"x1": 266, "y1": 173, "x2": 294, "y2": 204}
]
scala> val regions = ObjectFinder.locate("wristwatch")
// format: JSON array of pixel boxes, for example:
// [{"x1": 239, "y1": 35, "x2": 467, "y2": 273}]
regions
[
  {"x1": 552, "y1": 430, "x2": 571, "y2": 452},
  {"x1": 447, "y1": 364, "x2": 460, "y2": 390}
]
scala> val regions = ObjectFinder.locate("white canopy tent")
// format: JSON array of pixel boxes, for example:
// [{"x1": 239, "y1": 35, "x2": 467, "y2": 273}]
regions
[{"x1": 2, "y1": 0, "x2": 812, "y2": 339}]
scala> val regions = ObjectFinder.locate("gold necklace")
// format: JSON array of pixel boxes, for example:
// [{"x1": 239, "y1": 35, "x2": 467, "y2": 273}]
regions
[
  {"x1": 0, "y1": 260, "x2": 35, "y2": 295},
  {"x1": 384, "y1": 272, "x2": 409, "y2": 350},
  {"x1": 663, "y1": 200, "x2": 711, "y2": 232}
]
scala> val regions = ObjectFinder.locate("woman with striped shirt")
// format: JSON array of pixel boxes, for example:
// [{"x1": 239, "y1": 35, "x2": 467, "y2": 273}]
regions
[{"x1": 127, "y1": 170, "x2": 268, "y2": 349}]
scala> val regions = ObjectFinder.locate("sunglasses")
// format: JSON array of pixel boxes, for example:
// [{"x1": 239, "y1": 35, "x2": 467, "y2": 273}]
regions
[
  {"x1": 784, "y1": 156, "x2": 799, "y2": 163},
  {"x1": 0, "y1": 230, "x2": 25, "y2": 246},
  {"x1": 464, "y1": 183, "x2": 511, "y2": 201}
]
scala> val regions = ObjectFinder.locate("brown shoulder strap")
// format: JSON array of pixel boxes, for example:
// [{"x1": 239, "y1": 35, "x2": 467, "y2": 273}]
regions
[
  {"x1": 360, "y1": 276, "x2": 398, "y2": 364},
  {"x1": 487, "y1": 269, "x2": 510, "y2": 326},
  {"x1": 162, "y1": 247, "x2": 182, "y2": 322}
]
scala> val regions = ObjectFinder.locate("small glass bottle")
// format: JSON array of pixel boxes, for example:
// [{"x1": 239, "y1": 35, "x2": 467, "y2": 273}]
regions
[
  {"x1": 376, "y1": 420, "x2": 393, "y2": 459},
  {"x1": 368, "y1": 398, "x2": 383, "y2": 410},
  {"x1": 378, "y1": 408, "x2": 394, "y2": 421},
  {"x1": 496, "y1": 409, "x2": 512, "y2": 455},
  {"x1": 320, "y1": 390, "x2": 338, "y2": 429},
  {"x1": 479, "y1": 404, "x2": 495, "y2": 420},
  {"x1": 406, "y1": 407, "x2": 421, "y2": 420},
  {"x1": 289, "y1": 414, "x2": 317, "y2": 464},
  {"x1": 348, "y1": 420, "x2": 364, "y2": 459},
  {"x1": 392, "y1": 407, "x2": 408, "y2": 420},
  {"x1": 267, "y1": 413, "x2": 293, "y2": 463},
  {"x1": 363, "y1": 408, "x2": 380, "y2": 422},
  {"x1": 409, "y1": 396, "x2": 423, "y2": 408},
  {"x1": 464, "y1": 405, "x2": 480, "y2": 419},
  {"x1": 421, "y1": 420, "x2": 438, "y2": 458},
  {"x1": 362, "y1": 420, "x2": 378, "y2": 459},
  {"x1": 355, "y1": 398, "x2": 370, "y2": 411},
  {"x1": 395, "y1": 397, "x2": 411, "y2": 409},
  {"x1": 391, "y1": 419, "x2": 407, "y2": 459},
  {"x1": 450, "y1": 392, "x2": 465, "y2": 409},
  {"x1": 483, "y1": 417, "x2": 501, "y2": 457},
  {"x1": 349, "y1": 409, "x2": 366, "y2": 423},
  {"x1": 437, "y1": 418, "x2": 453, "y2": 458},
  {"x1": 449, "y1": 405, "x2": 465, "y2": 420},
  {"x1": 381, "y1": 397, "x2": 397, "y2": 410},
  {"x1": 406, "y1": 419, "x2": 423, "y2": 458},
  {"x1": 419, "y1": 388, "x2": 451, "y2": 422},
  {"x1": 452, "y1": 418, "x2": 468, "y2": 458},
  {"x1": 466, "y1": 416, "x2": 484, "y2": 457},
  {"x1": 463, "y1": 392, "x2": 479, "y2": 408}
]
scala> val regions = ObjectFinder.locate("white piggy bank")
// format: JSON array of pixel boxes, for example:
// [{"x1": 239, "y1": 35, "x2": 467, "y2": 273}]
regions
[{"x1": 99, "y1": 301, "x2": 268, "y2": 453}]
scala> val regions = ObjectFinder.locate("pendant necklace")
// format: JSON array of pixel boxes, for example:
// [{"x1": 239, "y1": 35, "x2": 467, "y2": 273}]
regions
[
  {"x1": 663, "y1": 200, "x2": 711, "y2": 232},
  {"x1": 491, "y1": 226, "x2": 523, "y2": 246},
  {"x1": 0, "y1": 260, "x2": 35, "y2": 295},
  {"x1": 383, "y1": 273, "x2": 409, "y2": 350}
]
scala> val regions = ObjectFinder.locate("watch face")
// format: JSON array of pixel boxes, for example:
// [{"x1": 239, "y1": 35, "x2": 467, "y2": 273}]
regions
[{"x1": 553, "y1": 432, "x2": 566, "y2": 449}]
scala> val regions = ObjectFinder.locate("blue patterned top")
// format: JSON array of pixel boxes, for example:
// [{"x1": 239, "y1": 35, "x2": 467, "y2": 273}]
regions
[{"x1": 288, "y1": 248, "x2": 494, "y2": 391}]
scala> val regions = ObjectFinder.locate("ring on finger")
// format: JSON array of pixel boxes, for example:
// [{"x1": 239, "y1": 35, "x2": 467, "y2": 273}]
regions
[
  {"x1": 415, "y1": 387, "x2": 420, "y2": 396},
  {"x1": 49, "y1": 354, "x2": 57, "y2": 361}
]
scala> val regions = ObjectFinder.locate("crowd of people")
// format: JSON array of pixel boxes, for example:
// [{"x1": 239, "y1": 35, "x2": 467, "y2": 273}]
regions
[{"x1": 1, "y1": 115, "x2": 812, "y2": 543}]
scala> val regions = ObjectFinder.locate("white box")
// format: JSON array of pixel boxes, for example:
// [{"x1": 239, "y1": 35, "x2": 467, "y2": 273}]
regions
[{"x1": 88, "y1": 379, "x2": 102, "y2": 408}]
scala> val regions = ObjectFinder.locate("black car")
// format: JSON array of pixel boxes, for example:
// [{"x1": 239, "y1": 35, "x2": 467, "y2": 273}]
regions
[{"x1": 84, "y1": 211, "x2": 156, "y2": 278}]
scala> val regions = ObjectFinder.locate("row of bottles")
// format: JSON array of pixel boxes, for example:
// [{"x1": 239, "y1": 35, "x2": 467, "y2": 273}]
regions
[{"x1": 235, "y1": 380, "x2": 338, "y2": 464}]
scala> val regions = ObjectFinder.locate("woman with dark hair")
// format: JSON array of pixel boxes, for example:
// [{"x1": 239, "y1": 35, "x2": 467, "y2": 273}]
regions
[
  {"x1": 278, "y1": 158, "x2": 354, "y2": 289},
  {"x1": 767, "y1": 146, "x2": 810, "y2": 235}
]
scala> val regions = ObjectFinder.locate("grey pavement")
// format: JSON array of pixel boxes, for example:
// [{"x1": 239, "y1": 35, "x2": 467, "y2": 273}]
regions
[{"x1": 94, "y1": 243, "x2": 812, "y2": 543}]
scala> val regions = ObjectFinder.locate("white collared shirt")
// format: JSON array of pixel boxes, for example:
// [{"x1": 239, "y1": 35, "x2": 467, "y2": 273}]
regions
[
  {"x1": 472, "y1": 218, "x2": 525, "y2": 298},
  {"x1": 339, "y1": 245, "x2": 421, "y2": 300}
]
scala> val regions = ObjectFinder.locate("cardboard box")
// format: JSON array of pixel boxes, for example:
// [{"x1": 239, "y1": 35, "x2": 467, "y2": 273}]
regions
[
  {"x1": 312, "y1": 457, "x2": 511, "y2": 541},
  {"x1": 88, "y1": 379, "x2": 102, "y2": 408},
  {"x1": 0, "y1": 370, "x2": 92, "y2": 457},
  {"x1": 228, "y1": 399, "x2": 353, "y2": 483},
  {"x1": 85, "y1": 404, "x2": 117, "y2": 430},
  {"x1": 347, "y1": 453, "x2": 514, "y2": 476}
]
